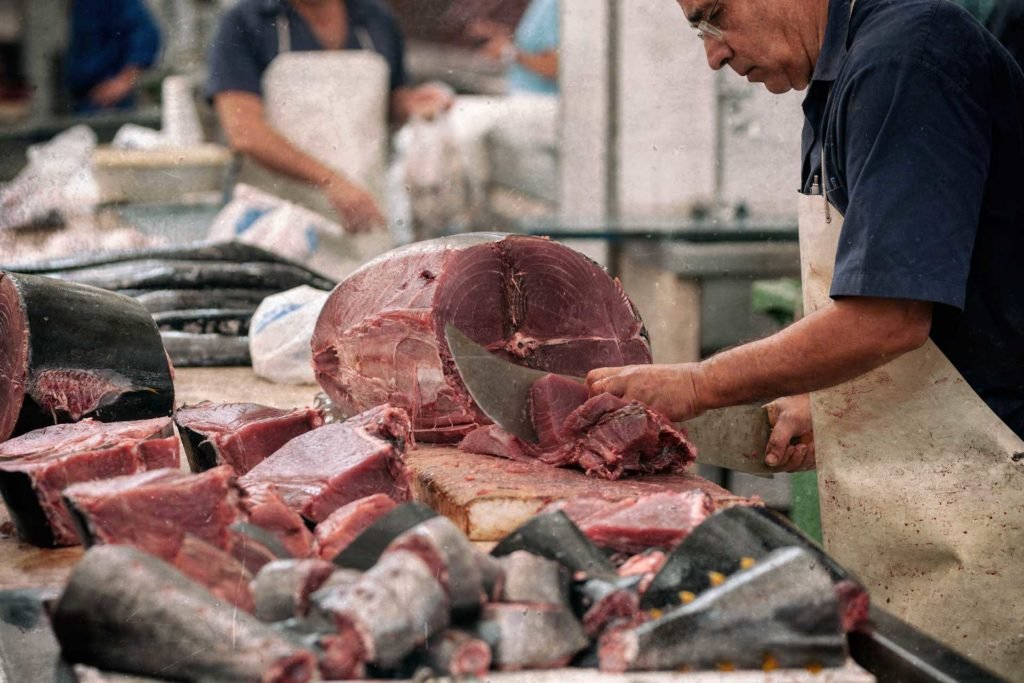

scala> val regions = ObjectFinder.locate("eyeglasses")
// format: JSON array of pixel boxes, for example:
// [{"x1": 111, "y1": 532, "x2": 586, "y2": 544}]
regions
[{"x1": 690, "y1": 0, "x2": 725, "y2": 41}]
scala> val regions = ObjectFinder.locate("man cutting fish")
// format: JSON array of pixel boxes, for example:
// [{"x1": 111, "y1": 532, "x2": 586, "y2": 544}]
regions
[
  {"x1": 206, "y1": 0, "x2": 453, "y2": 232},
  {"x1": 586, "y1": 0, "x2": 1024, "y2": 679}
]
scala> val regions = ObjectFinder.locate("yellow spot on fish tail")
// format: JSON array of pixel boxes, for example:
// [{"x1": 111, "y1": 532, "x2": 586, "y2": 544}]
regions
[
  {"x1": 708, "y1": 571, "x2": 726, "y2": 587},
  {"x1": 648, "y1": 608, "x2": 663, "y2": 619},
  {"x1": 678, "y1": 590, "x2": 696, "y2": 604},
  {"x1": 763, "y1": 654, "x2": 780, "y2": 671},
  {"x1": 806, "y1": 662, "x2": 824, "y2": 673},
  {"x1": 716, "y1": 662, "x2": 736, "y2": 672},
  {"x1": 740, "y1": 556, "x2": 756, "y2": 570}
]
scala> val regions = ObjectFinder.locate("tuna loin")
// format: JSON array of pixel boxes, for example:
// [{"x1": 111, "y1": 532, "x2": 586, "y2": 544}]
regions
[
  {"x1": 51, "y1": 545, "x2": 317, "y2": 682},
  {"x1": 174, "y1": 401, "x2": 324, "y2": 475},
  {"x1": 238, "y1": 405, "x2": 412, "y2": 523},
  {"x1": 312, "y1": 234, "x2": 652, "y2": 443},
  {"x1": 570, "y1": 490, "x2": 715, "y2": 554},
  {"x1": 598, "y1": 547, "x2": 847, "y2": 672},
  {"x1": 0, "y1": 418, "x2": 179, "y2": 547},
  {"x1": 0, "y1": 272, "x2": 174, "y2": 442}
]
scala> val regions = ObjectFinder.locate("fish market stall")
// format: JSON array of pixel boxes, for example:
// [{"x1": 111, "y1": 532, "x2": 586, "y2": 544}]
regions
[{"x1": 0, "y1": 235, "x2": 1005, "y2": 683}]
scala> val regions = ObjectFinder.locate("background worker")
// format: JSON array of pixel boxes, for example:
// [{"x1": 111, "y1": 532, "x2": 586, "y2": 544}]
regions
[
  {"x1": 587, "y1": 0, "x2": 1024, "y2": 678},
  {"x1": 467, "y1": 0, "x2": 559, "y2": 95},
  {"x1": 65, "y1": 0, "x2": 161, "y2": 113},
  {"x1": 206, "y1": 0, "x2": 453, "y2": 233}
]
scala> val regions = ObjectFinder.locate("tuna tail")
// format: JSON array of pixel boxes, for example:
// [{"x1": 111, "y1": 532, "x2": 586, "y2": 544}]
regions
[{"x1": 490, "y1": 511, "x2": 617, "y2": 581}]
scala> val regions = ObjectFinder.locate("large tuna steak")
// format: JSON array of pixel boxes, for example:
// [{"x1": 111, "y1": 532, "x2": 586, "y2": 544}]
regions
[
  {"x1": 311, "y1": 234, "x2": 652, "y2": 442},
  {"x1": 0, "y1": 272, "x2": 174, "y2": 443}
]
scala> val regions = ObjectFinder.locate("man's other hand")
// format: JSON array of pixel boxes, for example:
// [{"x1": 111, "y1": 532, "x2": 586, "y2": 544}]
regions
[
  {"x1": 585, "y1": 363, "x2": 705, "y2": 422},
  {"x1": 324, "y1": 180, "x2": 385, "y2": 234},
  {"x1": 764, "y1": 394, "x2": 815, "y2": 471}
]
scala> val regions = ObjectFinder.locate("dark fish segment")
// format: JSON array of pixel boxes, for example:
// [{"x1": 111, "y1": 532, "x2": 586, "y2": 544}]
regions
[
  {"x1": 385, "y1": 515, "x2": 485, "y2": 617},
  {"x1": 252, "y1": 559, "x2": 336, "y2": 622},
  {"x1": 474, "y1": 603, "x2": 588, "y2": 671},
  {"x1": 152, "y1": 308, "x2": 253, "y2": 336},
  {"x1": 574, "y1": 574, "x2": 644, "y2": 638},
  {"x1": 3, "y1": 241, "x2": 306, "y2": 274},
  {"x1": 0, "y1": 272, "x2": 174, "y2": 441},
  {"x1": 160, "y1": 331, "x2": 252, "y2": 367},
  {"x1": 494, "y1": 551, "x2": 570, "y2": 608},
  {"x1": 331, "y1": 501, "x2": 437, "y2": 570},
  {"x1": 490, "y1": 511, "x2": 617, "y2": 581},
  {"x1": 236, "y1": 487, "x2": 315, "y2": 559},
  {"x1": 313, "y1": 493, "x2": 397, "y2": 561},
  {"x1": 238, "y1": 405, "x2": 412, "y2": 523},
  {"x1": 51, "y1": 545, "x2": 317, "y2": 682},
  {"x1": 228, "y1": 524, "x2": 289, "y2": 574},
  {"x1": 123, "y1": 288, "x2": 276, "y2": 313},
  {"x1": 174, "y1": 401, "x2": 324, "y2": 475},
  {"x1": 598, "y1": 547, "x2": 847, "y2": 673},
  {"x1": 641, "y1": 505, "x2": 870, "y2": 631},
  {"x1": 42, "y1": 259, "x2": 335, "y2": 292},
  {"x1": 312, "y1": 550, "x2": 449, "y2": 668},
  {"x1": 312, "y1": 233, "x2": 652, "y2": 443}
]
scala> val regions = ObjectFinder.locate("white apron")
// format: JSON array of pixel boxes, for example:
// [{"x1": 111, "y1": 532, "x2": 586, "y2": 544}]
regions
[
  {"x1": 798, "y1": 172, "x2": 1024, "y2": 681},
  {"x1": 235, "y1": 10, "x2": 392, "y2": 279}
]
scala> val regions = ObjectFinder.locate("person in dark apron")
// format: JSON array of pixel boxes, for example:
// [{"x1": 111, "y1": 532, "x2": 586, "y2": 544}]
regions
[
  {"x1": 205, "y1": 0, "x2": 452, "y2": 233},
  {"x1": 587, "y1": 1, "x2": 1024, "y2": 679}
]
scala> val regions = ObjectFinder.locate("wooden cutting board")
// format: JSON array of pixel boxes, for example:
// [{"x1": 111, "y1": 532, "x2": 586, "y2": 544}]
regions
[{"x1": 406, "y1": 446, "x2": 737, "y2": 542}]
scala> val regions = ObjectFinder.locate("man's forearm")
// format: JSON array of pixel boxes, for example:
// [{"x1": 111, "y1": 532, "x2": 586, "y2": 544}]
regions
[
  {"x1": 695, "y1": 297, "x2": 933, "y2": 411},
  {"x1": 232, "y1": 118, "x2": 342, "y2": 189}
]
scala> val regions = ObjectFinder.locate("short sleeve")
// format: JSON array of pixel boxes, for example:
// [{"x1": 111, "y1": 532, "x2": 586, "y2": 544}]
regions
[
  {"x1": 515, "y1": 0, "x2": 560, "y2": 53},
  {"x1": 829, "y1": 58, "x2": 992, "y2": 310},
  {"x1": 205, "y1": 9, "x2": 265, "y2": 101}
]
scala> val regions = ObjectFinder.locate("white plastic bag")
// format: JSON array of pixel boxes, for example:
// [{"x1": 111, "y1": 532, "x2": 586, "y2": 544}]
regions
[
  {"x1": 249, "y1": 285, "x2": 329, "y2": 385},
  {"x1": 208, "y1": 183, "x2": 345, "y2": 267},
  {"x1": 1, "y1": 125, "x2": 99, "y2": 230},
  {"x1": 389, "y1": 113, "x2": 472, "y2": 242}
]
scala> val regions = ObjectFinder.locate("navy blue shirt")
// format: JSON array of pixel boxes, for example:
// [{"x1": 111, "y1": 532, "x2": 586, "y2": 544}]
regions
[
  {"x1": 66, "y1": 0, "x2": 161, "y2": 111},
  {"x1": 205, "y1": 0, "x2": 408, "y2": 102},
  {"x1": 801, "y1": 0, "x2": 1024, "y2": 437}
]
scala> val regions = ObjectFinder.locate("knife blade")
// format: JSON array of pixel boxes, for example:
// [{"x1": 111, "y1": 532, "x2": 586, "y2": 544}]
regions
[{"x1": 445, "y1": 323, "x2": 776, "y2": 476}]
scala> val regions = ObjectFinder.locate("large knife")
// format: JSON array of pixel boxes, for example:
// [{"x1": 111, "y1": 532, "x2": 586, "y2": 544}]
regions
[{"x1": 445, "y1": 323, "x2": 777, "y2": 476}]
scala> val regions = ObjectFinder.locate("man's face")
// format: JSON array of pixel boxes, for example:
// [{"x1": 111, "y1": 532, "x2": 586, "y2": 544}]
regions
[{"x1": 676, "y1": 0, "x2": 819, "y2": 94}]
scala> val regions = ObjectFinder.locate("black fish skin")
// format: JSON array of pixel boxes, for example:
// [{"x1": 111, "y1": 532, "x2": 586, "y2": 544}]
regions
[
  {"x1": 601, "y1": 547, "x2": 847, "y2": 673},
  {"x1": 51, "y1": 545, "x2": 317, "y2": 682},
  {"x1": 490, "y1": 511, "x2": 617, "y2": 581},
  {"x1": 124, "y1": 288, "x2": 275, "y2": 313},
  {"x1": 42, "y1": 259, "x2": 335, "y2": 292},
  {"x1": 160, "y1": 332, "x2": 251, "y2": 367},
  {"x1": 152, "y1": 308, "x2": 253, "y2": 336},
  {"x1": 0, "y1": 272, "x2": 174, "y2": 440}
]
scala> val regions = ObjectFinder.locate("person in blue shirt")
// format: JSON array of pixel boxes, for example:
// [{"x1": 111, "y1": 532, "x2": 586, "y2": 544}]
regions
[
  {"x1": 206, "y1": 0, "x2": 452, "y2": 233},
  {"x1": 65, "y1": 0, "x2": 162, "y2": 113},
  {"x1": 468, "y1": 0, "x2": 559, "y2": 95}
]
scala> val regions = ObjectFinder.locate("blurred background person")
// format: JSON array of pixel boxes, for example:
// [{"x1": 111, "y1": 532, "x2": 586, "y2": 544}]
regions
[
  {"x1": 65, "y1": 0, "x2": 162, "y2": 113},
  {"x1": 467, "y1": 0, "x2": 558, "y2": 95},
  {"x1": 205, "y1": 0, "x2": 452, "y2": 233}
]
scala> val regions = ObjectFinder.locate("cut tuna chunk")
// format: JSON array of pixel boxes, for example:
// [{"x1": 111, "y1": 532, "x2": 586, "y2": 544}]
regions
[
  {"x1": 574, "y1": 491, "x2": 716, "y2": 554},
  {"x1": 0, "y1": 418, "x2": 179, "y2": 547},
  {"x1": 313, "y1": 493, "x2": 397, "y2": 561},
  {"x1": 474, "y1": 603, "x2": 588, "y2": 671},
  {"x1": 63, "y1": 465, "x2": 238, "y2": 558},
  {"x1": 422, "y1": 629, "x2": 492, "y2": 679},
  {"x1": 459, "y1": 425, "x2": 540, "y2": 462},
  {"x1": 529, "y1": 374, "x2": 590, "y2": 448},
  {"x1": 239, "y1": 405, "x2": 411, "y2": 523},
  {"x1": 236, "y1": 486, "x2": 315, "y2": 559},
  {"x1": 174, "y1": 401, "x2": 323, "y2": 475},
  {"x1": 170, "y1": 533, "x2": 254, "y2": 612},
  {"x1": 252, "y1": 559, "x2": 336, "y2": 622},
  {"x1": 311, "y1": 234, "x2": 651, "y2": 443},
  {"x1": 0, "y1": 272, "x2": 174, "y2": 443}
]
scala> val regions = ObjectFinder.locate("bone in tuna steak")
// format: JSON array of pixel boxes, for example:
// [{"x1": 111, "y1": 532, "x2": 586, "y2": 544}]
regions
[
  {"x1": 598, "y1": 547, "x2": 847, "y2": 673},
  {"x1": 311, "y1": 234, "x2": 651, "y2": 443},
  {"x1": 174, "y1": 401, "x2": 324, "y2": 475},
  {"x1": 313, "y1": 492, "x2": 397, "y2": 561},
  {"x1": 51, "y1": 545, "x2": 318, "y2": 682},
  {"x1": 0, "y1": 418, "x2": 179, "y2": 547},
  {"x1": 239, "y1": 404, "x2": 412, "y2": 523},
  {"x1": 0, "y1": 272, "x2": 174, "y2": 442},
  {"x1": 63, "y1": 465, "x2": 238, "y2": 558}
]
